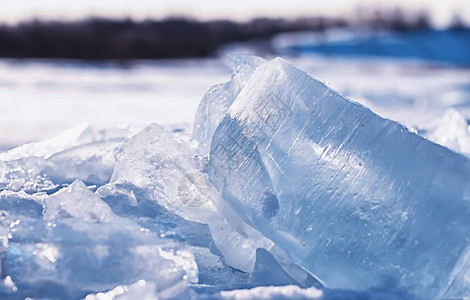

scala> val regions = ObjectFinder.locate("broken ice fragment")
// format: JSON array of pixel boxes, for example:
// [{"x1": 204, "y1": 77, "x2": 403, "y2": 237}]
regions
[
  {"x1": 209, "y1": 57, "x2": 470, "y2": 298},
  {"x1": 0, "y1": 124, "x2": 134, "y2": 193},
  {"x1": 192, "y1": 54, "x2": 266, "y2": 156},
  {"x1": 44, "y1": 180, "x2": 115, "y2": 223},
  {"x1": 0, "y1": 122, "x2": 95, "y2": 161},
  {"x1": 109, "y1": 123, "x2": 273, "y2": 272},
  {"x1": 44, "y1": 139, "x2": 123, "y2": 186}
]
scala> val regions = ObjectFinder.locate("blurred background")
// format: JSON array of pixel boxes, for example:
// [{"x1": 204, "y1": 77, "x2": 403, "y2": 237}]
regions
[{"x1": 0, "y1": 0, "x2": 469, "y2": 152}]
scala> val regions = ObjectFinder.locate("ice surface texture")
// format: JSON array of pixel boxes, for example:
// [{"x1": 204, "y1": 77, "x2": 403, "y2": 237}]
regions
[{"x1": 209, "y1": 57, "x2": 470, "y2": 298}]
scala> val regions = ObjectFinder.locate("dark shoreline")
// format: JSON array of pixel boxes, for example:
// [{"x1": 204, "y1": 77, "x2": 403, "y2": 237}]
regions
[
  {"x1": 0, "y1": 11, "x2": 446, "y2": 61},
  {"x1": 0, "y1": 17, "x2": 344, "y2": 60}
]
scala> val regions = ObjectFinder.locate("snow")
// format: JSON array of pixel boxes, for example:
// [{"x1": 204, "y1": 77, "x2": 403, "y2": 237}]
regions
[
  {"x1": 0, "y1": 59, "x2": 229, "y2": 148},
  {"x1": 216, "y1": 285, "x2": 323, "y2": 300},
  {"x1": 0, "y1": 54, "x2": 470, "y2": 299},
  {"x1": 424, "y1": 108, "x2": 470, "y2": 156}
]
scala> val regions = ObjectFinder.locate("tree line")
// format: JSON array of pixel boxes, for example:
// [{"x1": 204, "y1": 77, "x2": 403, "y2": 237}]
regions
[{"x1": 0, "y1": 10, "x2": 461, "y2": 60}]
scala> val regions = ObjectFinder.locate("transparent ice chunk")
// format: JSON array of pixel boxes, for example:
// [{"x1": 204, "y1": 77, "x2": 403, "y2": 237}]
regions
[
  {"x1": 0, "y1": 125, "x2": 133, "y2": 193},
  {"x1": 44, "y1": 180, "x2": 115, "y2": 223},
  {"x1": 3, "y1": 192, "x2": 198, "y2": 299},
  {"x1": 109, "y1": 123, "x2": 273, "y2": 273},
  {"x1": 209, "y1": 57, "x2": 470, "y2": 298},
  {"x1": 45, "y1": 139, "x2": 123, "y2": 187},
  {"x1": 5, "y1": 219, "x2": 198, "y2": 299},
  {"x1": 0, "y1": 122, "x2": 95, "y2": 161}
]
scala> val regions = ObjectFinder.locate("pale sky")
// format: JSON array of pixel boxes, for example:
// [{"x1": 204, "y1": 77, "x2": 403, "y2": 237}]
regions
[{"x1": 0, "y1": 0, "x2": 468, "y2": 27}]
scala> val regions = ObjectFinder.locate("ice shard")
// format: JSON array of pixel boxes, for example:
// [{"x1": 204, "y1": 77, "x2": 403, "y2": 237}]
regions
[
  {"x1": 192, "y1": 54, "x2": 266, "y2": 156},
  {"x1": 107, "y1": 123, "x2": 273, "y2": 273},
  {"x1": 44, "y1": 180, "x2": 115, "y2": 222},
  {"x1": 0, "y1": 122, "x2": 95, "y2": 161},
  {"x1": 209, "y1": 57, "x2": 470, "y2": 298},
  {"x1": 0, "y1": 124, "x2": 135, "y2": 193}
]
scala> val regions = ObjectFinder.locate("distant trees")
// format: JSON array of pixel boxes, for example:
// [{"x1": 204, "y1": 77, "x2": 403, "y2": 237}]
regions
[
  {"x1": 0, "y1": 11, "x2": 464, "y2": 60},
  {"x1": 356, "y1": 7, "x2": 431, "y2": 32},
  {"x1": 450, "y1": 14, "x2": 466, "y2": 31},
  {"x1": 0, "y1": 17, "x2": 346, "y2": 60}
]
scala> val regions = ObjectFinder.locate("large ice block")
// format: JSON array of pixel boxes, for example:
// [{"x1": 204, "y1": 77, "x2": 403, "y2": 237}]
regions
[{"x1": 208, "y1": 57, "x2": 470, "y2": 298}]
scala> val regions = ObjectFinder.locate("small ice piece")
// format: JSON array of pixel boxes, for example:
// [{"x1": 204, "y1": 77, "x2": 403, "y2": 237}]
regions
[
  {"x1": 109, "y1": 123, "x2": 273, "y2": 273},
  {"x1": 190, "y1": 246, "x2": 234, "y2": 286},
  {"x1": 44, "y1": 180, "x2": 115, "y2": 223},
  {"x1": 0, "y1": 125, "x2": 132, "y2": 193},
  {"x1": 0, "y1": 275, "x2": 18, "y2": 295},
  {"x1": 209, "y1": 57, "x2": 470, "y2": 298},
  {"x1": 45, "y1": 139, "x2": 123, "y2": 186},
  {"x1": 0, "y1": 122, "x2": 95, "y2": 161},
  {"x1": 192, "y1": 54, "x2": 266, "y2": 156},
  {"x1": 0, "y1": 157, "x2": 57, "y2": 193}
]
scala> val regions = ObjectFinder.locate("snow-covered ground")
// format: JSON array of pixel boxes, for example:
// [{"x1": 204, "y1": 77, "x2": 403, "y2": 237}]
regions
[{"x1": 0, "y1": 59, "x2": 229, "y2": 149}]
